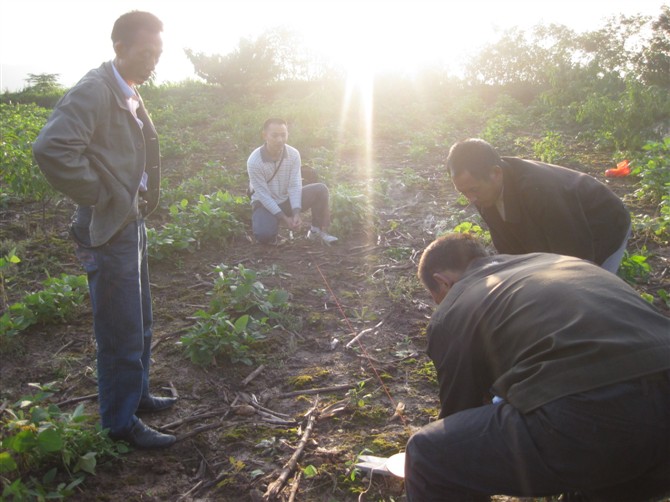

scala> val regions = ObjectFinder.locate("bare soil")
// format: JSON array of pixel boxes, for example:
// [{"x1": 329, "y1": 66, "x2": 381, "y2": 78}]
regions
[{"x1": 2, "y1": 145, "x2": 668, "y2": 501}]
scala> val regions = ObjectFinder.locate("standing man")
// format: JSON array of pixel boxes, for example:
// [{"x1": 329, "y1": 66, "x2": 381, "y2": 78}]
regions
[
  {"x1": 33, "y1": 11, "x2": 176, "y2": 449},
  {"x1": 405, "y1": 233, "x2": 670, "y2": 501},
  {"x1": 247, "y1": 118, "x2": 338, "y2": 245},
  {"x1": 446, "y1": 138, "x2": 631, "y2": 273}
]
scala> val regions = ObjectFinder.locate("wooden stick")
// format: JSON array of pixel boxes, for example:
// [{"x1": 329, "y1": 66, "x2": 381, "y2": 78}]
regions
[
  {"x1": 242, "y1": 364, "x2": 266, "y2": 386},
  {"x1": 174, "y1": 420, "x2": 236, "y2": 442},
  {"x1": 345, "y1": 320, "x2": 384, "y2": 349},
  {"x1": 178, "y1": 480, "x2": 204, "y2": 501},
  {"x1": 287, "y1": 471, "x2": 302, "y2": 502},
  {"x1": 263, "y1": 397, "x2": 320, "y2": 501},
  {"x1": 56, "y1": 392, "x2": 98, "y2": 408},
  {"x1": 161, "y1": 408, "x2": 228, "y2": 430},
  {"x1": 275, "y1": 379, "x2": 371, "y2": 399}
]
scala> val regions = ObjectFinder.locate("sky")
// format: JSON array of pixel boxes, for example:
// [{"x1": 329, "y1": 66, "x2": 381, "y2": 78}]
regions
[{"x1": 0, "y1": 0, "x2": 667, "y2": 92}]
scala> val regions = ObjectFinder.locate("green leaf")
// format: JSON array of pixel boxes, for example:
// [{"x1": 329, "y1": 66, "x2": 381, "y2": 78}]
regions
[
  {"x1": 37, "y1": 427, "x2": 63, "y2": 452},
  {"x1": 74, "y1": 451, "x2": 97, "y2": 474},
  {"x1": 9, "y1": 429, "x2": 37, "y2": 452},
  {"x1": 0, "y1": 451, "x2": 17, "y2": 473},
  {"x1": 302, "y1": 464, "x2": 318, "y2": 478},
  {"x1": 234, "y1": 314, "x2": 250, "y2": 332}
]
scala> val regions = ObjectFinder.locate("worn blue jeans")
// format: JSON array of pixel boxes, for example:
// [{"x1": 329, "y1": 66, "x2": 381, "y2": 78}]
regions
[
  {"x1": 405, "y1": 372, "x2": 670, "y2": 501},
  {"x1": 72, "y1": 207, "x2": 152, "y2": 436}
]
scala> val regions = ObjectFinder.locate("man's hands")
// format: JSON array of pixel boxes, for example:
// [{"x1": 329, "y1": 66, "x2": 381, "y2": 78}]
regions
[{"x1": 281, "y1": 213, "x2": 302, "y2": 231}]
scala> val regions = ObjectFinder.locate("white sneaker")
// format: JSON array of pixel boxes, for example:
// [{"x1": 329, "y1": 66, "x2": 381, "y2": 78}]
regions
[{"x1": 308, "y1": 228, "x2": 338, "y2": 244}]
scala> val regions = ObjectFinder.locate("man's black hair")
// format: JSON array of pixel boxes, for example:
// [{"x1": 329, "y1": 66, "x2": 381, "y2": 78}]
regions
[
  {"x1": 263, "y1": 118, "x2": 287, "y2": 131},
  {"x1": 111, "y1": 11, "x2": 163, "y2": 45},
  {"x1": 418, "y1": 233, "x2": 489, "y2": 292},
  {"x1": 446, "y1": 138, "x2": 502, "y2": 180}
]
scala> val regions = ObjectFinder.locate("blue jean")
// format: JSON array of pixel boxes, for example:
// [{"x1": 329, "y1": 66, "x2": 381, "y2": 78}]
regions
[
  {"x1": 602, "y1": 222, "x2": 632, "y2": 274},
  {"x1": 72, "y1": 208, "x2": 152, "y2": 436},
  {"x1": 405, "y1": 372, "x2": 670, "y2": 501},
  {"x1": 252, "y1": 183, "x2": 331, "y2": 243}
]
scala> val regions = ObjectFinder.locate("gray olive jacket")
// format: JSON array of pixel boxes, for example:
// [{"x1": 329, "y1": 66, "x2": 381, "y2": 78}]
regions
[{"x1": 33, "y1": 61, "x2": 160, "y2": 247}]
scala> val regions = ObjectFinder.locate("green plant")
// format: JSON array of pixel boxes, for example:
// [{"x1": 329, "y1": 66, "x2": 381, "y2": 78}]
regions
[
  {"x1": 1, "y1": 385, "x2": 127, "y2": 500},
  {"x1": 533, "y1": 131, "x2": 567, "y2": 164},
  {"x1": 1, "y1": 274, "x2": 88, "y2": 341},
  {"x1": 148, "y1": 190, "x2": 246, "y2": 260},
  {"x1": 631, "y1": 137, "x2": 670, "y2": 203},
  {"x1": 346, "y1": 381, "x2": 371, "y2": 409},
  {"x1": 180, "y1": 264, "x2": 291, "y2": 366},
  {"x1": 656, "y1": 289, "x2": 670, "y2": 308},
  {"x1": 329, "y1": 184, "x2": 371, "y2": 238},
  {"x1": 181, "y1": 312, "x2": 267, "y2": 366},
  {"x1": 618, "y1": 249, "x2": 652, "y2": 284},
  {"x1": 0, "y1": 103, "x2": 55, "y2": 202},
  {"x1": 451, "y1": 221, "x2": 492, "y2": 245},
  {"x1": 0, "y1": 248, "x2": 21, "y2": 311}
]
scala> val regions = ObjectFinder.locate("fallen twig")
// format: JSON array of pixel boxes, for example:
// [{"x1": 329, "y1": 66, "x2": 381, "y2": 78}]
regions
[
  {"x1": 178, "y1": 480, "x2": 204, "y2": 501},
  {"x1": 345, "y1": 320, "x2": 384, "y2": 349},
  {"x1": 54, "y1": 339, "x2": 75, "y2": 357},
  {"x1": 56, "y1": 392, "x2": 98, "y2": 408},
  {"x1": 242, "y1": 364, "x2": 266, "y2": 386},
  {"x1": 287, "y1": 471, "x2": 302, "y2": 502},
  {"x1": 263, "y1": 396, "x2": 320, "y2": 501},
  {"x1": 174, "y1": 420, "x2": 236, "y2": 442},
  {"x1": 275, "y1": 379, "x2": 371, "y2": 399},
  {"x1": 161, "y1": 408, "x2": 228, "y2": 431}
]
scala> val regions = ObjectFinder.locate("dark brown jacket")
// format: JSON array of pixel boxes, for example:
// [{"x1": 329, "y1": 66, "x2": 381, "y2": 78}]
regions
[{"x1": 479, "y1": 158, "x2": 630, "y2": 265}]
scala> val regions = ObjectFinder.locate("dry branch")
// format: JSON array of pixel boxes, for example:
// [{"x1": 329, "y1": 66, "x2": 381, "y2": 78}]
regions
[
  {"x1": 242, "y1": 364, "x2": 266, "y2": 386},
  {"x1": 263, "y1": 396, "x2": 320, "y2": 501},
  {"x1": 287, "y1": 471, "x2": 302, "y2": 502},
  {"x1": 161, "y1": 408, "x2": 228, "y2": 430},
  {"x1": 275, "y1": 379, "x2": 371, "y2": 399},
  {"x1": 56, "y1": 392, "x2": 98, "y2": 408},
  {"x1": 345, "y1": 320, "x2": 384, "y2": 349}
]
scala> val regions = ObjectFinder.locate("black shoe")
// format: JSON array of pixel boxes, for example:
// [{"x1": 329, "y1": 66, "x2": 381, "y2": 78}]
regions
[
  {"x1": 111, "y1": 419, "x2": 176, "y2": 449},
  {"x1": 137, "y1": 395, "x2": 177, "y2": 413}
]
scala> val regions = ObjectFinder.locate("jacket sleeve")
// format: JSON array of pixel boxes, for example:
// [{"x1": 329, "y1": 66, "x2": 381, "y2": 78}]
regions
[
  {"x1": 32, "y1": 82, "x2": 109, "y2": 207},
  {"x1": 427, "y1": 316, "x2": 492, "y2": 419},
  {"x1": 288, "y1": 150, "x2": 302, "y2": 212}
]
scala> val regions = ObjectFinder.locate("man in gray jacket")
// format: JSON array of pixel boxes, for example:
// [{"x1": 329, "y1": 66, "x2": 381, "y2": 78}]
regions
[{"x1": 33, "y1": 11, "x2": 176, "y2": 449}]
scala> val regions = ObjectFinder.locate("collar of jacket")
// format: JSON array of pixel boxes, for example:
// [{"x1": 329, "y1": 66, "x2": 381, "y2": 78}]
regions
[{"x1": 100, "y1": 61, "x2": 140, "y2": 113}]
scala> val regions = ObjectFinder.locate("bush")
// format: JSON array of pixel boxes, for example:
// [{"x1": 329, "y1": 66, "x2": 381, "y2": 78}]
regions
[
  {"x1": 1, "y1": 385, "x2": 126, "y2": 500},
  {"x1": 180, "y1": 264, "x2": 291, "y2": 366},
  {"x1": 0, "y1": 103, "x2": 54, "y2": 202}
]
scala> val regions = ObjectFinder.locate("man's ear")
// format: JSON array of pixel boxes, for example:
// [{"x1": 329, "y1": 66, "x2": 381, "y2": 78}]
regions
[
  {"x1": 113, "y1": 40, "x2": 125, "y2": 57},
  {"x1": 490, "y1": 164, "x2": 503, "y2": 184},
  {"x1": 433, "y1": 271, "x2": 453, "y2": 290},
  {"x1": 430, "y1": 271, "x2": 454, "y2": 304}
]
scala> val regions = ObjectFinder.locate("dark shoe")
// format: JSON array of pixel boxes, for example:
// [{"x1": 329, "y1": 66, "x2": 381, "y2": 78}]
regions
[
  {"x1": 111, "y1": 419, "x2": 176, "y2": 449},
  {"x1": 137, "y1": 395, "x2": 177, "y2": 413}
]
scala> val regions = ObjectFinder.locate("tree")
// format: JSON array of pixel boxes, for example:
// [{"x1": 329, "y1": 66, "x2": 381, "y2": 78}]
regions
[
  {"x1": 184, "y1": 28, "x2": 322, "y2": 96},
  {"x1": 636, "y1": 5, "x2": 670, "y2": 87},
  {"x1": 24, "y1": 73, "x2": 63, "y2": 92}
]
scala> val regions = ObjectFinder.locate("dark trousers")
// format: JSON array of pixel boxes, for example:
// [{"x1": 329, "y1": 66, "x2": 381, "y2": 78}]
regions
[
  {"x1": 405, "y1": 372, "x2": 670, "y2": 501},
  {"x1": 73, "y1": 209, "x2": 153, "y2": 436}
]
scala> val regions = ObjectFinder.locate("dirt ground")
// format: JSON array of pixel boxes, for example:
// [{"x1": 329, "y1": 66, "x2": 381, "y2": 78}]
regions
[{"x1": 2, "y1": 145, "x2": 669, "y2": 501}]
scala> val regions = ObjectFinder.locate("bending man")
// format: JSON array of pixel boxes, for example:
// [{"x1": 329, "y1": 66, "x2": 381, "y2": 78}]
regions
[
  {"x1": 446, "y1": 138, "x2": 631, "y2": 273},
  {"x1": 405, "y1": 233, "x2": 670, "y2": 501}
]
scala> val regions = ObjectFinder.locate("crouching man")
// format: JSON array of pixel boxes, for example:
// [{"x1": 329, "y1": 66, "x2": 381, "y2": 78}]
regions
[
  {"x1": 247, "y1": 118, "x2": 337, "y2": 245},
  {"x1": 405, "y1": 233, "x2": 670, "y2": 501}
]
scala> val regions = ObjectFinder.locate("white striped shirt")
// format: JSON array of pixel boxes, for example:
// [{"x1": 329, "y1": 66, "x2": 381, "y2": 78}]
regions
[{"x1": 247, "y1": 144, "x2": 302, "y2": 215}]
